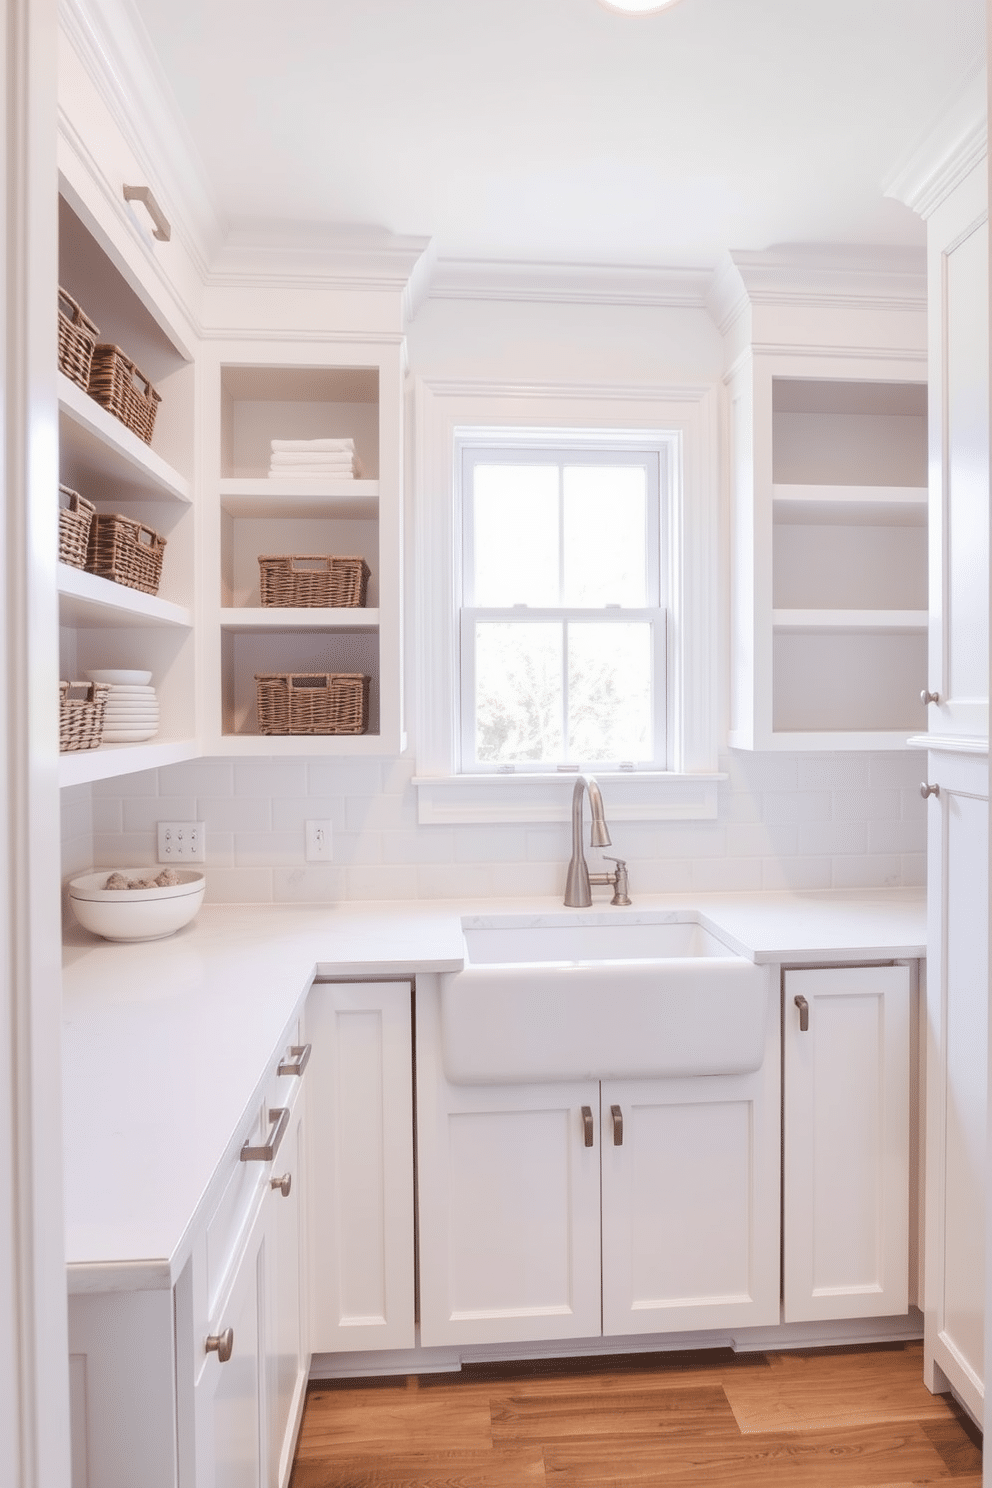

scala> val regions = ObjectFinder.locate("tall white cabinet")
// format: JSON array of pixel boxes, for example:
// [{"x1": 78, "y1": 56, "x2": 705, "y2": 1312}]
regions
[{"x1": 891, "y1": 117, "x2": 990, "y2": 1427}]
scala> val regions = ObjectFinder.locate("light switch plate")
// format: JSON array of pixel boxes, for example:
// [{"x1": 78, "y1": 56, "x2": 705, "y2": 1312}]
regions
[
  {"x1": 305, "y1": 820, "x2": 333, "y2": 862},
  {"x1": 157, "y1": 821, "x2": 206, "y2": 862}
]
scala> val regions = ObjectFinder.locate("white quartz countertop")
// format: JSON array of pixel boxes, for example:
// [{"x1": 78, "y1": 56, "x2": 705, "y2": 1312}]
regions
[{"x1": 62, "y1": 888, "x2": 925, "y2": 1288}]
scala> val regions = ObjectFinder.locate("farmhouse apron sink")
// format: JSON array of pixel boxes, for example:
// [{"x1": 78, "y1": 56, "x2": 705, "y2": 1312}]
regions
[{"x1": 441, "y1": 913, "x2": 768, "y2": 1084}]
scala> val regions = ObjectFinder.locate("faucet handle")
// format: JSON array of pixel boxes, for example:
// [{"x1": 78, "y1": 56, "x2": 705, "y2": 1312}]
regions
[{"x1": 602, "y1": 856, "x2": 631, "y2": 907}]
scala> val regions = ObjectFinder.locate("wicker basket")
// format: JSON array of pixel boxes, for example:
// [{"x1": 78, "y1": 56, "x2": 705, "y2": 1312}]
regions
[
  {"x1": 57, "y1": 288, "x2": 100, "y2": 391},
  {"x1": 258, "y1": 554, "x2": 371, "y2": 608},
  {"x1": 255, "y1": 672, "x2": 370, "y2": 736},
  {"x1": 87, "y1": 513, "x2": 166, "y2": 595},
  {"x1": 58, "y1": 485, "x2": 95, "y2": 569},
  {"x1": 87, "y1": 345, "x2": 161, "y2": 445},
  {"x1": 59, "y1": 680, "x2": 109, "y2": 752}
]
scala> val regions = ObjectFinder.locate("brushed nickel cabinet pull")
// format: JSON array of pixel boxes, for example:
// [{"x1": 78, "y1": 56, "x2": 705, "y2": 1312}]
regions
[
  {"x1": 277, "y1": 1043, "x2": 311, "y2": 1078},
  {"x1": 921, "y1": 782, "x2": 940, "y2": 799},
  {"x1": 240, "y1": 1106, "x2": 289, "y2": 1163},
  {"x1": 611, "y1": 1104, "x2": 624, "y2": 1146},
  {"x1": 921, "y1": 689, "x2": 940, "y2": 705},
  {"x1": 122, "y1": 184, "x2": 172, "y2": 241},
  {"x1": 794, "y1": 994, "x2": 810, "y2": 1032},
  {"x1": 581, "y1": 1105, "x2": 594, "y2": 1147},
  {"x1": 205, "y1": 1327, "x2": 233, "y2": 1363},
  {"x1": 270, "y1": 1173, "x2": 292, "y2": 1197}
]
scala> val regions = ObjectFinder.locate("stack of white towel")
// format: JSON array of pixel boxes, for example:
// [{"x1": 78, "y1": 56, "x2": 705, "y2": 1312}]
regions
[{"x1": 268, "y1": 437, "x2": 362, "y2": 479}]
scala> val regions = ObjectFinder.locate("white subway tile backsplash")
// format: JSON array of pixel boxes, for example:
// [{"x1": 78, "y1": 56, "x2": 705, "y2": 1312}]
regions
[
  {"x1": 157, "y1": 759, "x2": 234, "y2": 797},
  {"x1": 198, "y1": 795, "x2": 272, "y2": 833},
  {"x1": 67, "y1": 749, "x2": 927, "y2": 904},
  {"x1": 122, "y1": 795, "x2": 197, "y2": 833},
  {"x1": 273, "y1": 865, "x2": 346, "y2": 902}
]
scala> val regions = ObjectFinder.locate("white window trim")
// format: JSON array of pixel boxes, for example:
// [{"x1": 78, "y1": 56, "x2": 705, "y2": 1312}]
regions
[{"x1": 411, "y1": 378, "x2": 724, "y2": 825}]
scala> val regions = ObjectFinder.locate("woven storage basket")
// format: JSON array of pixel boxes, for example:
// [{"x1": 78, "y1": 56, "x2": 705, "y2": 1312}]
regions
[
  {"x1": 258, "y1": 554, "x2": 370, "y2": 608},
  {"x1": 58, "y1": 485, "x2": 95, "y2": 569},
  {"x1": 59, "y1": 680, "x2": 109, "y2": 753},
  {"x1": 255, "y1": 672, "x2": 370, "y2": 736},
  {"x1": 87, "y1": 513, "x2": 166, "y2": 595},
  {"x1": 87, "y1": 345, "x2": 161, "y2": 445},
  {"x1": 57, "y1": 288, "x2": 100, "y2": 391}
]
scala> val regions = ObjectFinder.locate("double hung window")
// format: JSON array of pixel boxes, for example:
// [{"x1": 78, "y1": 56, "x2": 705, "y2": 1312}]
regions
[{"x1": 458, "y1": 439, "x2": 668, "y2": 772}]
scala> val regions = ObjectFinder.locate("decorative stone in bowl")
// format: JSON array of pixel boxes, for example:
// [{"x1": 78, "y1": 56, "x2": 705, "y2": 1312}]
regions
[{"x1": 68, "y1": 867, "x2": 205, "y2": 941}]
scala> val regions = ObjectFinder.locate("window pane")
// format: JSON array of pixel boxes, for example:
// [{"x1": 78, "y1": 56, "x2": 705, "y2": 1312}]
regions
[
  {"x1": 563, "y1": 466, "x2": 647, "y2": 606},
  {"x1": 475, "y1": 623, "x2": 563, "y2": 763},
  {"x1": 568, "y1": 623, "x2": 652, "y2": 760},
  {"x1": 473, "y1": 465, "x2": 559, "y2": 605}
]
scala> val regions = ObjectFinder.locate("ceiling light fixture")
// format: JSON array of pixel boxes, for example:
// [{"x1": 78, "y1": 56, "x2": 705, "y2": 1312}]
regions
[{"x1": 597, "y1": 0, "x2": 683, "y2": 13}]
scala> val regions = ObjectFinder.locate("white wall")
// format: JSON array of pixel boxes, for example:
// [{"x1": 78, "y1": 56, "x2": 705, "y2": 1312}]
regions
[{"x1": 60, "y1": 290, "x2": 927, "y2": 904}]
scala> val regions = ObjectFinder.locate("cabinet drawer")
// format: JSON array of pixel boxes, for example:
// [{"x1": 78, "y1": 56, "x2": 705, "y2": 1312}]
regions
[{"x1": 205, "y1": 1098, "x2": 268, "y2": 1317}]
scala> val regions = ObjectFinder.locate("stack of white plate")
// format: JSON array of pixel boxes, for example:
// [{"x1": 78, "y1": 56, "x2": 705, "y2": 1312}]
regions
[{"x1": 86, "y1": 669, "x2": 159, "y2": 743}]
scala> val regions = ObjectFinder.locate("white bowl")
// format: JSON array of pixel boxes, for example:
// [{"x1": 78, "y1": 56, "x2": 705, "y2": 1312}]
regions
[
  {"x1": 85, "y1": 669, "x2": 153, "y2": 686},
  {"x1": 69, "y1": 868, "x2": 205, "y2": 942}
]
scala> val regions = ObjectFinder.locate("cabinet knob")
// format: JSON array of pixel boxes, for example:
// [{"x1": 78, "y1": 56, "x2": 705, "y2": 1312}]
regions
[
  {"x1": 610, "y1": 1104, "x2": 624, "y2": 1146},
  {"x1": 205, "y1": 1327, "x2": 234, "y2": 1363},
  {"x1": 581, "y1": 1105, "x2": 594, "y2": 1147},
  {"x1": 270, "y1": 1172, "x2": 292, "y2": 1197},
  {"x1": 794, "y1": 994, "x2": 810, "y2": 1033},
  {"x1": 920, "y1": 782, "x2": 940, "y2": 799},
  {"x1": 921, "y1": 690, "x2": 940, "y2": 705}
]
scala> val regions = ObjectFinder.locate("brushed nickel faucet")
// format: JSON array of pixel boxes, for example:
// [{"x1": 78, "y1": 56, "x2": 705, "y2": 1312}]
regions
[{"x1": 564, "y1": 775, "x2": 631, "y2": 908}]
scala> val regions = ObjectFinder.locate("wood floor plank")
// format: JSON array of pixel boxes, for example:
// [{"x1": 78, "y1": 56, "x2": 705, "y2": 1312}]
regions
[
  {"x1": 543, "y1": 1421, "x2": 954, "y2": 1487},
  {"x1": 723, "y1": 1342, "x2": 957, "y2": 1434},
  {"x1": 490, "y1": 1383, "x2": 739, "y2": 1445},
  {"x1": 294, "y1": 1390, "x2": 493, "y2": 1459},
  {"x1": 921, "y1": 1408, "x2": 984, "y2": 1475}
]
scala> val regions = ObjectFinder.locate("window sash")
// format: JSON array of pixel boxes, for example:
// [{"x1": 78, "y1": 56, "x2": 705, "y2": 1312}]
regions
[{"x1": 459, "y1": 609, "x2": 667, "y2": 773}]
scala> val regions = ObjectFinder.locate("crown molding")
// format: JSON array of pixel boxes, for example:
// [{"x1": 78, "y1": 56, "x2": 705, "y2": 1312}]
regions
[
  {"x1": 59, "y1": 0, "x2": 223, "y2": 273},
  {"x1": 883, "y1": 61, "x2": 987, "y2": 218},
  {"x1": 205, "y1": 226, "x2": 432, "y2": 299},
  {"x1": 426, "y1": 258, "x2": 712, "y2": 308},
  {"x1": 707, "y1": 245, "x2": 927, "y2": 337}
]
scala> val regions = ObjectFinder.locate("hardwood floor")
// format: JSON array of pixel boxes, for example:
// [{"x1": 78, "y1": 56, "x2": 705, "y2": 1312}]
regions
[{"x1": 290, "y1": 1340, "x2": 982, "y2": 1488}]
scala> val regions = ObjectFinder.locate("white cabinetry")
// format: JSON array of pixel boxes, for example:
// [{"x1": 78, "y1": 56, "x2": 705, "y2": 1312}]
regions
[
  {"x1": 57, "y1": 180, "x2": 199, "y2": 786},
  {"x1": 305, "y1": 981, "x2": 415, "y2": 1354},
  {"x1": 923, "y1": 747, "x2": 988, "y2": 1422},
  {"x1": 782, "y1": 965, "x2": 911, "y2": 1324},
  {"x1": 719, "y1": 253, "x2": 929, "y2": 752},
  {"x1": 202, "y1": 353, "x2": 405, "y2": 755},
  {"x1": 416, "y1": 976, "x2": 780, "y2": 1348},
  {"x1": 68, "y1": 1024, "x2": 311, "y2": 1488}
]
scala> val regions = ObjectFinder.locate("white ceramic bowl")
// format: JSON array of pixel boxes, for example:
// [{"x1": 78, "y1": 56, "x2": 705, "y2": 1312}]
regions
[
  {"x1": 68, "y1": 868, "x2": 205, "y2": 942},
  {"x1": 85, "y1": 669, "x2": 153, "y2": 686}
]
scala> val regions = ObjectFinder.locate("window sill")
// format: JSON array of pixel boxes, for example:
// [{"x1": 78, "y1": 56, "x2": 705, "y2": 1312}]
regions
[{"x1": 412, "y1": 772, "x2": 726, "y2": 826}]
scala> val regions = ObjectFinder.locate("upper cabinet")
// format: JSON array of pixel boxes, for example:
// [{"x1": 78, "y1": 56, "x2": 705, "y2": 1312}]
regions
[
  {"x1": 56, "y1": 191, "x2": 200, "y2": 786},
  {"x1": 717, "y1": 252, "x2": 929, "y2": 751},
  {"x1": 200, "y1": 343, "x2": 406, "y2": 756}
]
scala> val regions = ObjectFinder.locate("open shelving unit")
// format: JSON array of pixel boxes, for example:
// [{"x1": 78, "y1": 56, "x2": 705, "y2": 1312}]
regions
[
  {"x1": 57, "y1": 193, "x2": 198, "y2": 785},
  {"x1": 730, "y1": 363, "x2": 929, "y2": 750},
  {"x1": 202, "y1": 351, "x2": 404, "y2": 754}
]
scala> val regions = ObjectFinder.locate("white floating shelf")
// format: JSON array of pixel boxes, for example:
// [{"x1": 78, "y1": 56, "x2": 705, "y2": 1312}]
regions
[
  {"x1": 219, "y1": 478, "x2": 378, "y2": 519},
  {"x1": 58, "y1": 564, "x2": 193, "y2": 629},
  {"x1": 765, "y1": 730, "x2": 922, "y2": 752},
  {"x1": 219, "y1": 607, "x2": 379, "y2": 632},
  {"x1": 59, "y1": 737, "x2": 199, "y2": 787},
  {"x1": 212, "y1": 732, "x2": 383, "y2": 757},
  {"x1": 58, "y1": 374, "x2": 192, "y2": 505},
  {"x1": 772, "y1": 609, "x2": 928, "y2": 634},
  {"x1": 772, "y1": 484, "x2": 927, "y2": 526}
]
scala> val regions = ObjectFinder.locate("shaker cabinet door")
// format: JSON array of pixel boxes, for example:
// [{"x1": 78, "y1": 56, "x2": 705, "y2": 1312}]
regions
[{"x1": 783, "y1": 965, "x2": 911, "y2": 1324}]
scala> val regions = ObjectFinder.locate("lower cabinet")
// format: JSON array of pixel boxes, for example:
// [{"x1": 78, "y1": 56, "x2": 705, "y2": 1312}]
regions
[
  {"x1": 305, "y1": 980, "x2": 415, "y2": 1354},
  {"x1": 416, "y1": 975, "x2": 781, "y2": 1348},
  {"x1": 782, "y1": 965, "x2": 912, "y2": 1324},
  {"x1": 68, "y1": 1024, "x2": 310, "y2": 1488}
]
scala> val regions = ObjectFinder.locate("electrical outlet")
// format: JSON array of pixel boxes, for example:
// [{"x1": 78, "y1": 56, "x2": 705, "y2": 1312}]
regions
[
  {"x1": 157, "y1": 821, "x2": 206, "y2": 863},
  {"x1": 305, "y1": 820, "x2": 333, "y2": 862}
]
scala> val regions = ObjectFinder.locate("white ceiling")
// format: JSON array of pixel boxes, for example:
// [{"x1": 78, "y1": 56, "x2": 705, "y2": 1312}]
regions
[{"x1": 127, "y1": 0, "x2": 985, "y2": 270}]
